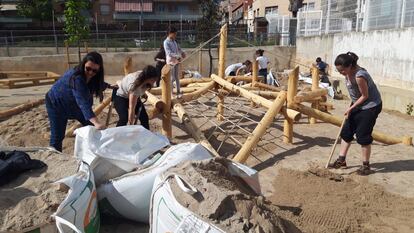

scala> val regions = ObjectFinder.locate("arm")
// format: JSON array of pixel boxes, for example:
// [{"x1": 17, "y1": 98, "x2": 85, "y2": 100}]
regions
[
  {"x1": 72, "y1": 77, "x2": 102, "y2": 128},
  {"x1": 345, "y1": 76, "x2": 369, "y2": 117},
  {"x1": 177, "y1": 42, "x2": 185, "y2": 59},
  {"x1": 128, "y1": 93, "x2": 139, "y2": 125}
]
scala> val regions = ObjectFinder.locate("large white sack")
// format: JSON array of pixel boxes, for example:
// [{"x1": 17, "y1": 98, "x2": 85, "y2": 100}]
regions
[
  {"x1": 97, "y1": 143, "x2": 213, "y2": 223},
  {"x1": 149, "y1": 159, "x2": 260, "y2": 233},
  {"x1": 53, "y1": 163, "x2": 100, "y2": 233},
  {"x1": 74, "y1": 125, "x2": 170, "y2": 184}
]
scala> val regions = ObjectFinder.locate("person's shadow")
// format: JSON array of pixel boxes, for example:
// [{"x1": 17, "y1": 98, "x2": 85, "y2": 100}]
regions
[{"x1": 371, "y1": 160, "x2": 414, "y2": 173}]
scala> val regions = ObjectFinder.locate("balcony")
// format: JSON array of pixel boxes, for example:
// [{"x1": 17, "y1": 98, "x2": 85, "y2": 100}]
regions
[{"x1": 113, "y1": 12, "x2": 201, "y2": 21}]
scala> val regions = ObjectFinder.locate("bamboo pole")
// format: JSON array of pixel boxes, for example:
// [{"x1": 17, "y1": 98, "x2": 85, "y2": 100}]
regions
[
  {"x1": 292, "y1": 103, "x2": 413, "y2": 146},
  {"x1": 149, "y1": 86, "x2": 201, "y2": 95},
  {"x1": 251, "y1": 90, "x2": 280, "y2": 99},
  {"x1": 211, "y1": 74, "x2": 301, "y2": 121},
  {"x1": 161, "y1": 64, "x2": 172, "y2": 138},
  {"x1": 283, "y1": 67, "x2": 299, "y2": 143},
  {"x1": 0, "y1": 99, "x2": 45, "y2": 119},
  {"x1": 233, "y1": 91, "x2": 287, "y2": 163},
  {"x1": 65, "y1": 96, "x2": 112, "y2": 137},
  {"x1": 310, "y1": 67, "x2": 320, "y2": 124},
  {"x1": 226, "y1": 76, "x2": 253, "y2": 83},
  {"x1": 217, "y1": 24, "x2": 227, "y2": 120},
  {"x1": 217, "y1": 90, "x2": 225, "y2": 121},
  {"x1": 293, "y1": 89, "x2": 328, "y2": 103},
  {"x1": 173, "y1": 103, "x2": 220, "y2": 157}
]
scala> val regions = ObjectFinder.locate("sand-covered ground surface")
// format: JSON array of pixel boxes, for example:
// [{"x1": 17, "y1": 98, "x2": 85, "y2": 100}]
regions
[{"x1": 1, "y1": 76, "x2": 414, "y2": 232}]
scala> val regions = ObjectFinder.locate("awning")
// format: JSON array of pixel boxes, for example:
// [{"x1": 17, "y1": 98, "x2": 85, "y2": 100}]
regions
[{"x1": 114, "y1": 0, "x2": 153, "y2": 12}]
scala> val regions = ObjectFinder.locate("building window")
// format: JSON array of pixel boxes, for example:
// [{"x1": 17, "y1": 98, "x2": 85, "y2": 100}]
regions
[
  {"x1": 265, "y1": 6, "x2": 278, "y2": 15},
  {"x1": 170, "y1": 5, "x2": 178, "y2": 12},
  {"x1": 300, "y1": 2, "x2": 315, "y2": 11},
  {"x1": 177, "y1": 5, "x2": 188, "y2": 12},
  {"x1": 100, "y1": 4, "x2": 110, "y2": 15}
]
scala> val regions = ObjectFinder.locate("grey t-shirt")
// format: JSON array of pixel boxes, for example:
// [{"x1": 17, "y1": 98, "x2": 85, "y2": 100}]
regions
[
  {"x1": 116, "y1": 71, "x2": 144, "y2": 98},
  {"x1": 345, "y1": 68, "x2": 382, "y2": 110}
]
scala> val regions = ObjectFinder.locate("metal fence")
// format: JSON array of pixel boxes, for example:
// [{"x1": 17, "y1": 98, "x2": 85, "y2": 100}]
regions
[
  {"x1": 0, "y1": 28, "x2": 288, "y2": 57},
  {"x1": 296, "y1": 0, "x2": 414, "y2": 37}
]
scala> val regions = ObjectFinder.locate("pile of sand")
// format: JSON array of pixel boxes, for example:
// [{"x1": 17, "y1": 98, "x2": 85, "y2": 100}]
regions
[
  {"x1": 0, "y1": 149, "x2": 78, "y2": 232},
  {"x1": 168, "y1": 158, "x2": 301, "y2": 233}
]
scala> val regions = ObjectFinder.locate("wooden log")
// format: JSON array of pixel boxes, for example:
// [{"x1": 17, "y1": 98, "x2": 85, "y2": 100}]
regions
[
  {"x1": 161, "y1": 64, "x2": 172, "y2": 139},
  {"x1": 187, "y1": 82, "x2": 211, "y2": 88},
  {"x1": 149, "y1": 86, "x2": 201, "y2": 95},
  {"x1": 251, "y1": 90, "x2": 280, "y2": 99},
  {"x1": 218, "y1": 24, "x2": 227, "y2": 78},
  {"x1": 252, "y1": 60, "x2": 258, "y2": 85},
  {"x1": 310, "y1": 67, "x2": 320, "y2": 124},
  {"x1": 124, "y1": 56, "x2": 132, "y2": 75},
  {"x1": 253, "y1": 82, "x2": 282, "y2": 92},
  {"x1": 294, "y1": 89, "x2": 328, "y2": 103},
  {"x1": 65, "y1": 96, "x2": 112, "y2": 137},
  {"x1": 179, "y1": 77, "x2": 211, "y2": 86},
  {"x1": 217, "y1": 91, "x2": 224, "y2": 121},
  {"x1": 147, "y1": 106, "x2": 161, "y2": 119},
  {"x1": 284, "y1": 67, "x2": 299, "y2": 143},
  {"x1": 292, "y1": 103, "x2": 413, "y2": 146},
  {"x1": 226, "y1": 76, "x2": 253, "y2": 84},
  {"x1": 145, "y1": 91, "x2": 164, "y2": 112},
  {"x1": 173, "y1": 103, "x2": 220, "y2": 157},
  {"x1": 0, "y1": 99, "x2": 45, "y2": 119},
  {"x1": 211, "y1": 74, "x2": 301, "y2": 121},
  {"x1": 233, "y1": 91, "x2": 287, "y2": 163},
  {"x1": 181, "y1": 81, "x2": 216, "y2": 102}
]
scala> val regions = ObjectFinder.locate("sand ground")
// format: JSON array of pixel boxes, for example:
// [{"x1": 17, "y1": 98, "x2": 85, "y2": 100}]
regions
[{"x1": 1, "y1": 76, "x2": 414, "y2": 232}]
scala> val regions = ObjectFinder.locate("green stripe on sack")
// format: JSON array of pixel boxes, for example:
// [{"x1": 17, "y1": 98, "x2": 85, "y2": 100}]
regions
[
  {"x1": 98, "y1": 198, "x2": 125, "y2": 219},
  {"x1": 85, "y1": 208, "x2": 101, "y2": 233}
]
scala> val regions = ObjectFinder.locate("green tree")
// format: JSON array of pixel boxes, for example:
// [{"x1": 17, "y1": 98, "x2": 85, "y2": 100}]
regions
[
  {"x1": 64, "y1": 0, "x2": 90, "y2": 61},
  {"x1": 198, "y1": 0, "x2": 222, "y2": 75},
  {"x1": 16, "y1": 0, "x2": 53, "y2": 26}
]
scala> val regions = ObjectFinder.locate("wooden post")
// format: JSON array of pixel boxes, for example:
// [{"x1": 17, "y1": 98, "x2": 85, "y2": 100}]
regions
[
  {"x1": 233, "y1": 91, "x2": 287, "y2": 163},
  {"x1": 161, "y1": 65, "x2": 172, "y2": 139},
  {"x1": 217, "y1": 90, "x2": 225, "y2": 121},
  {"x1": 283, "y1": 66, "x2": 299, "y2": 143},
  {"x1": 123, "y1": 57, "x2": 132, "y2": 75},
  {"x1": 251, "y1": 60, "x2": 259, "y2": 107},
  {"x1": 217, "y1": 24, "x2": 227, "y2": 120},
  {"x1": 198, "y1": 44, "x2": 203, "y2": 75},
  {"x1": 310, "y1": 67, "x2": 320, "y2": 124},
  {"x1": 173, "y1": 103, "x2": 220, "y2": 157}
]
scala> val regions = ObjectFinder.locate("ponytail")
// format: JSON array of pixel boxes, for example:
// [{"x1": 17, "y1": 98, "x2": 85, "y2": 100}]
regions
[{"x1": 334, "y1": 51, "x2": 359, "y2": 68}]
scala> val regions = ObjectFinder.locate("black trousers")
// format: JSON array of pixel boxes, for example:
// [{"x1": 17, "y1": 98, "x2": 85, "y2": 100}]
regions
[{"x1": 114, "y1": 95, "x2": 149, "y2": 130}]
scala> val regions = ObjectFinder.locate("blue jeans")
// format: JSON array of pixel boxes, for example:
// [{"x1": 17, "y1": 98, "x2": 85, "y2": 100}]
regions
[
  {"x1": 170, "y1": 64, "x2": 180, "y2": 95},
  {"x1": 46, "y1": 93, "x2": 92, "y2": 152}
]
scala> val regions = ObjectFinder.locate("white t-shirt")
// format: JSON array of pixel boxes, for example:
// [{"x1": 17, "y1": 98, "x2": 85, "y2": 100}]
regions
[
  {"x1": 256, "y1": 56, "x2": 269, "y2": 69},
  {"x1": 225, "y1": 63, "x2": 246, "y2": 76},
  {"x1": 116, "y1": 71, "x2": 144, "y2": 98}
]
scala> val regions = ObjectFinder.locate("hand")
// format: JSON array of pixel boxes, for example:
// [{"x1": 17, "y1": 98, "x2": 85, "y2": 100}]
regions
[
  {"x1": 94, "y1": 121, "x2": 106, "y2": 130},
  {"x1": 109, "y1": 84, "x2": 118, "y2": 89},
  {"x1": 181, "y1": 53, "x2": 186, "y2": 59},
  {"x1": 141, "y1": 93, "x2": 148, "y2": 102},
  {"x1": 344, "y1": 107, "x2": 352, "y2": 119}
]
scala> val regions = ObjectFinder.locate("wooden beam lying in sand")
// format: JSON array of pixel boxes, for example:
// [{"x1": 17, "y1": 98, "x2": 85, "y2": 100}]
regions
[
  {"x1": 292, "y1": 103, "x2": 413, "y2": 146},
  {"x1": 0, "y1": 99, "x2": 45, "y2": 119},
  {"x1": 251, "y1": 90, "x2": 280, "y2": 99},
  {"x1": 211, "y1": 74, "x2": 301, "y2": 121},
  {"x1": 65, "y1": 96, "x2": 112, "y2": 137},
  {"x1": 226, "y1": 76, "x2": 252, "y2": 84},
  {"x1": 294, "y1": 89, "x2": 328, "y2": 103},
  {"x1": 233, "y1": 91, "x2": 287, "y2": 163},
  {"x1": 173, "y1": 103, "x2": 220, "y2": 157}
]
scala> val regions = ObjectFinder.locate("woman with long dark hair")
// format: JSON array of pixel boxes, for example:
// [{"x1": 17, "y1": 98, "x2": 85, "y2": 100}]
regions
[
  {"x1": 329, "y1": 52, "x2": 382, "y2": 175},
  {"x1": 114, "y1": 65, "x2": 159, "y2": 129},
  {"x1": 46, "y1": 51, "x2": 109, "y2": 152}
]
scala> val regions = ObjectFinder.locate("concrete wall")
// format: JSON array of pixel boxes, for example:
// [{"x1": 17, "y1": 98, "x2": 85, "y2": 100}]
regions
[
  {"x1": 0, "y1": 45, "x2": 295, "y2": 77},
  {"x1": 296, "y1": 27, "x2": 414, "y2": 113}
]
